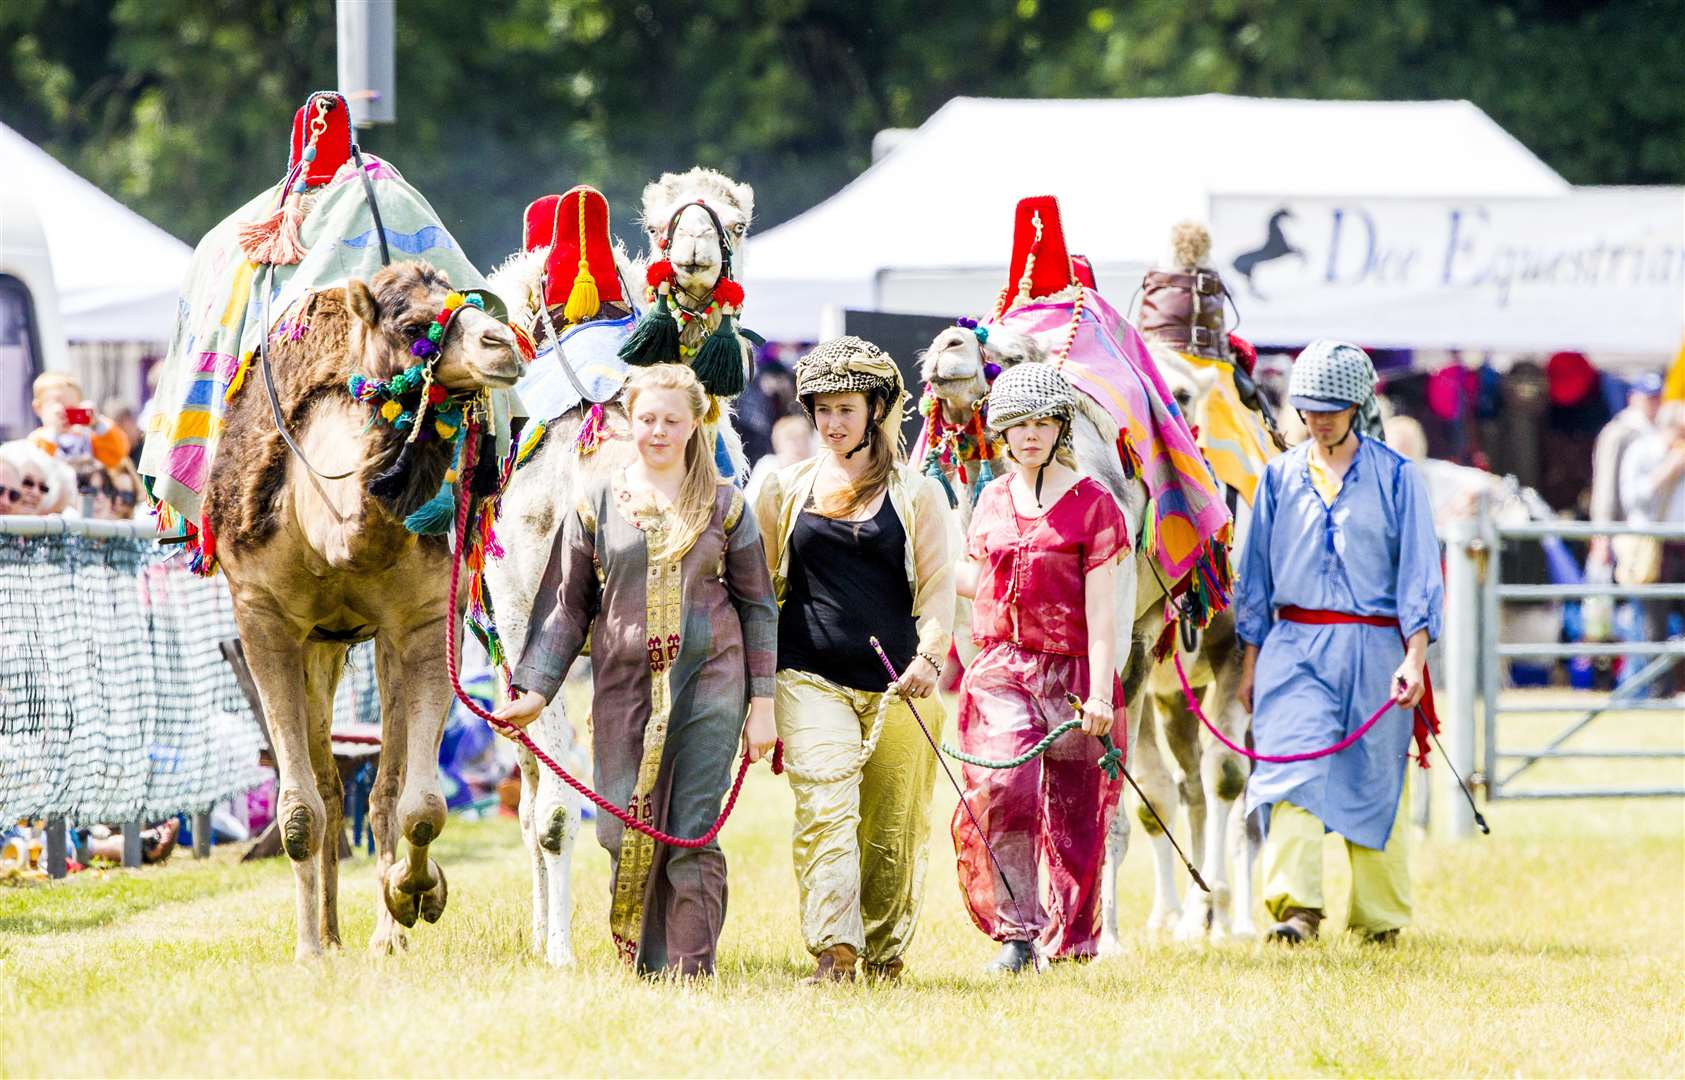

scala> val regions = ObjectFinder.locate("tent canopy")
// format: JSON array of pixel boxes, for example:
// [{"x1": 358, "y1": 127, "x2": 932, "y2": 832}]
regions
[
  {"x1": 1, "y1": 120, "x2": 193, "y2": 344},
  {"x1": 741, "y1": 95, "x2": 1570, "y2": 341}
]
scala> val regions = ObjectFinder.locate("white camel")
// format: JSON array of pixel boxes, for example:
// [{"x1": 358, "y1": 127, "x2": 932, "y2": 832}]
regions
[
  {"x1": 1099, "y1": 341, "x2": 1264, "y2": 946},
  {"x1": 483, "y1": 167, "x2": 755, "y2": 967}
]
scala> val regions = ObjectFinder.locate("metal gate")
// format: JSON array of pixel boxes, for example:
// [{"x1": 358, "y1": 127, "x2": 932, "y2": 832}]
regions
[{"x1": 1439, "y1": 507, "x2": 1685, "y2": 835}]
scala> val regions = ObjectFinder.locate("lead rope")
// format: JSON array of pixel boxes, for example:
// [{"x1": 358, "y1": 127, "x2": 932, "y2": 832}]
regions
[{"x1": 443, "y1": 414, "x2": 753, "y2": 849}]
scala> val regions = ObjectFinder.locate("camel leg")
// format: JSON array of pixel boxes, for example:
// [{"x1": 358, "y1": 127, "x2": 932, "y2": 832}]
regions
[
  {"x1": 1100, "y1": 633, "x2": 1151, "y2": 955},
  {"x1": 517, "y1": 747, "x2": 549, "y2": 958},
  {"x1": 304, "y1": 642, "x2": 348, "y2": 950},
  {"x1": 1230, "y1": 801, "x2": 1263, "y2": 939},
  {"x1": 375, "y1": 621, "x2": 451, "y2": 932},
  {"x1": 532, "y1": 702, "x2": 580, "y2": 967},
  {"x1": 366, "y1": 728, "x2": 405, "y2": 954},
  {"x1": 1162, "y1": 690, "x2": 1220, "y2": 942},
  {"x1": 1133, "y1": 694, "x2": 1183, "y2": 935},
  {"x1": 232, "y1": 603, "x2": 324, "y2": 960}
]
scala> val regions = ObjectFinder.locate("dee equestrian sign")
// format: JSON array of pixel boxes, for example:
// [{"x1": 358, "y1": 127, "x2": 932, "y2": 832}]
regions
[{"x1": 1210, "y1": 190, "x2": 1684, "y2": 354}]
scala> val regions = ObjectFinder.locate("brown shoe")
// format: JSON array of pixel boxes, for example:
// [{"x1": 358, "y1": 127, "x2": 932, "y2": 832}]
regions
[
  {"x1": 1359, "y1": 928, "x2": 1400, "y2": 946},
  {"x1": 862, "y1": 957, "x2": 903, "y2": 984},
  {"x1": 801, "y1": 943, "x2": 858, "y2": 984},
  {"x1": 1267, "y1": 907, "x2": 1323, "y2": 944}
]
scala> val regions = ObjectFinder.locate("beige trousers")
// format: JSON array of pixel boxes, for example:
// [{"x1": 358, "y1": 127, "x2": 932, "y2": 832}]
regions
[{"x1": 775, "y1": 668, "x2": 942, "y2": 963}]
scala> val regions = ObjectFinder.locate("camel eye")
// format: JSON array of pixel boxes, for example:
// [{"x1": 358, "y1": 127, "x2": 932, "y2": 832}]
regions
[{"x1": 732, "y1": 222, "x2": 746, "y2": 235}]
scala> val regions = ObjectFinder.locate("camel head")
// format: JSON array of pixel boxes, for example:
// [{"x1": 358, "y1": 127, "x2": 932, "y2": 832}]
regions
[
  {"x1": 345, "y1": 262, "x2": 523, "y2": 394},
  {"x1": 918, "y1": 324, "x2": 1044, "y2": 424},
  {"x1": 640, "y1": 167, "x2": 754, "y2": 306}
]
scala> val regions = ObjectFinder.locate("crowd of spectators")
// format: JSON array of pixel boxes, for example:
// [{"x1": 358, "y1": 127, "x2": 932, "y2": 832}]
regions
[{"x1": 0, "y1": 373, "x2": 141, "y2": 522}]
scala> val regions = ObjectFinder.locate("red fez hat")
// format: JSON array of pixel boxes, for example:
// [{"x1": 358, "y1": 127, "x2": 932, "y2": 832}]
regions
[
  {"x1": 523, "y1": 186, "x2": 625, "y2": 320},
  {"x1": 1003, "y1": 195, "x2": 1077, "y2": 305},
  {"x1": 287, "y1": 92, "x2": 354, "y2": 188}
]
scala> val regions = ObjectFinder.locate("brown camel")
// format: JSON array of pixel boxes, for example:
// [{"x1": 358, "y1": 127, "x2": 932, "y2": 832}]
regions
[{"x1": 203, "y1": 260, "x2": 522, "y2": 959}]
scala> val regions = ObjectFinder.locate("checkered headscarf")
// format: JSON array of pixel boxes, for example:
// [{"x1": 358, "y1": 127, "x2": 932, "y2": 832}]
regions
[
  {"x1": 985, "y1": 362, "x2": 1076, "y2": 434},
  {"x1": 1288, "y1": 339, "x2": 1386, "y2": 441}
]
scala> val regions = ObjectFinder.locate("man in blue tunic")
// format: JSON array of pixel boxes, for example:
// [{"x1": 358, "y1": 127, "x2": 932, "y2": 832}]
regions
[{"x1": 1234, "y1": 340, "x2": 1445, "y2": 945}]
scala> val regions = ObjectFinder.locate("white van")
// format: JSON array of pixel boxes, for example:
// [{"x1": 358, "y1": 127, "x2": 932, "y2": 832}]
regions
[{"x1": 0, "y1": 170, "x2": 70, "y2": 443}]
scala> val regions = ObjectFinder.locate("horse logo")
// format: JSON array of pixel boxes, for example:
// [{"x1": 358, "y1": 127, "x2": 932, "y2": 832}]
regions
[{"x1": 1231, "y1": 208, "x2": 1306, "y2": 300}]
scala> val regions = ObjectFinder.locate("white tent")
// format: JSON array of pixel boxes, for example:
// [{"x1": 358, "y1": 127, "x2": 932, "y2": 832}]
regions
[
  {"x1": 1, "y1": 120, "x2": 193, "y2": 344},
  {"x1": 741, "y1": 95, "x2": 1571, "y2": 342}
]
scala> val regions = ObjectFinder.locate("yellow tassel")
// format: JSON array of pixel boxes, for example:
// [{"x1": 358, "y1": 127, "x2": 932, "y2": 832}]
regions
[
  {"x1": 704, "y1": 396, "x2": 721, "y2": 424},
  {"x1": 224, "y1": 352, "x2": 254, "y2": 402},
  {"x1": 443, "y1": 291, "x2": 465, "y2": 311},
  {"x1": 563, "y1": 259, "x2": 600, "y2": 324},
  {"x1": 381, "y1": 400, "x2": 402, "y2": 422}
]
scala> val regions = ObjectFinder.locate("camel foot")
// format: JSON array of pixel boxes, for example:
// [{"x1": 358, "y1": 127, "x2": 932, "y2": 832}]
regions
[
  {"x1": 1146, "y1": 905, "x2": 1180, "y2": 936},
  {"x1": 1097, "y1": 928, "x2": 1126, "y2": 957},
  {"x1": 1174, "y1": 897, "x2": 1213, "y2": 942},
  {"x1": 369, "y1": 921, "x2": 409, "y2": 955},
  {"x1": 545, "y1": 935, "x2": 576, "y2": 968},
  {"x1": 282, "y1": 806, "x2": 314, "y2": 862},
  {"x1": 382, "y1": 859, "x2": 447, "y2": 928},
  {"x1": 293, "y1": 940, "x2": 324, "y2": 964}
]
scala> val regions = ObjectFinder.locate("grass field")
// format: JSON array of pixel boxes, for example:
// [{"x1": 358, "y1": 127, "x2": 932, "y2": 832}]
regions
[{"x1": 3, "y1": 698, "x2": 1681, "y2": 1078}]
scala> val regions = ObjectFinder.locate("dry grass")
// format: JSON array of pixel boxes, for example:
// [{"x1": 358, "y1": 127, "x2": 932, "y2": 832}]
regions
[{"x1": 2, "y1": 698, "x2": 1680, "y2": 1078}]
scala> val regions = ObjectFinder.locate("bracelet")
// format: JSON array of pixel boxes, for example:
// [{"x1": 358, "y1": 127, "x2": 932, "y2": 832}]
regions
[
  {"x1": 1084, "y1": 697, "x2": 1113, "y2": 710},
  {"x1": 916, "y1": 650, "x2": 942, "y2": 672}
]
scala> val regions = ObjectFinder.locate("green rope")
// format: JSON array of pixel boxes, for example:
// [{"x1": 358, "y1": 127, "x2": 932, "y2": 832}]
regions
[{"x1": 941, "y1": 722, "x2": 1122, "y2": 780}]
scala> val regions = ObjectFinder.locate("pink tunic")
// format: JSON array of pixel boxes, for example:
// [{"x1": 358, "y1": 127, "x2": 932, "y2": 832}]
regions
[
  {"x1": 968, "y1": 476, "x2": 1130, "y2": 655},
  {"x1": 954, "y1": 475, "x2": 1131, "y2": 959}
]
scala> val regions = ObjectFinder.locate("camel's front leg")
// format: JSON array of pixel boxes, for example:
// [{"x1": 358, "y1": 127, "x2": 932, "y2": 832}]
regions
[
  {"x1": 1132, "y1": 695, "x2": 1184, "y2": 935},
  {"x1": 305, "y1": 643, "x2": 349, "y2": 949},
  {"x1": 366, "y1": 731, "x2": 404, "y2": 954},
  {"x1": 375, "y1": 621, "x2": 451, "y2": 932},
  {"x1": 232, "y1": 603, "x2": 324, "y2": 961},
  {"x1": 531, "y1": 701, "x2": 581, "y2": 967},
  {"x1": 517, "y1": 747, "x2": 550, "y2": 957}
]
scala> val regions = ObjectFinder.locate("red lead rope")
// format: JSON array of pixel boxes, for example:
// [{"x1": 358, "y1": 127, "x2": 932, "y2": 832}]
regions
[{"x1": 442, "y1": 415, "x2": 753, "y2": 849}]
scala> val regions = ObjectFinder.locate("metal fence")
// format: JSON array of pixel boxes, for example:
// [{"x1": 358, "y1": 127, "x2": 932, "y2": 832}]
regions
[
  {"x1": 0, "y1": 514, "x2": 379, "y2": 873},
  {"x1": 1440, "y1": 506, "x2": 1685, "y2": 836}
]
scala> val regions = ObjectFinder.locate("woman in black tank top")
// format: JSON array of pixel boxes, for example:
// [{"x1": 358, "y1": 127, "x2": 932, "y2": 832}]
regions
[{"x1": 751, "y1": 337, "x2": 956, "y2": 985}]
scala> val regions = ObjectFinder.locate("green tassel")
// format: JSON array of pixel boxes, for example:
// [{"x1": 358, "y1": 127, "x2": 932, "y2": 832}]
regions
[
  {"x1": 924, "y1": 449, "x2": 958, "y2": 509},
  {"x1": 403, "y1": 481, "x2": 456, "y2": 535},
  {"x1": 618, "y1": 293, "x2": 679, "y2": 366},
  {"x1": 690, "y1": 314, "x2": 746, "y2": 396}
]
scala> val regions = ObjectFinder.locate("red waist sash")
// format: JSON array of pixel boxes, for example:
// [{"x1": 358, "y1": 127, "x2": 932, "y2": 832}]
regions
[{"x1": 1276, "y1": 607, "x2": 1441, "y2": 767}]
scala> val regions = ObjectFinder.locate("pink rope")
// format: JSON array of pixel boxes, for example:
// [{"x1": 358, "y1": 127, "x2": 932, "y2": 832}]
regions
[
  {"x1": 444, "y1": 416, "x2": 752, "y2": 849},
  {"x1": 1171, "y1": 650, "x2": 1395, "y2": 764}
]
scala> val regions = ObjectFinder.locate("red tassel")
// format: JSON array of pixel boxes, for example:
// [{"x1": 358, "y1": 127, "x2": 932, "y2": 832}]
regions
[
  {"x1": 646, "y1": 260, "x2": 674, "y2": 288},
  {"x1": 712, "y1": 277, "x2": 744, "y2": 308},
  {"x1": 771, "y1": 740, "x2": 785, "y2": 775}
]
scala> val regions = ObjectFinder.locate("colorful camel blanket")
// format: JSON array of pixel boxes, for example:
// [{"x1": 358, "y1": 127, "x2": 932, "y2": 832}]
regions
[
  {"x1": 517, "y1": 313, "x2": 637, "y2": 421},
  {"x1": 992, "y1": 288, "x2": 1231, "y2": 588},
  {"x1": 1178, "y1": 352, "x2": 1277, "y2": 507},
  {"x1": 139, "y1": 155, "x2": 515, "y2": 544}
]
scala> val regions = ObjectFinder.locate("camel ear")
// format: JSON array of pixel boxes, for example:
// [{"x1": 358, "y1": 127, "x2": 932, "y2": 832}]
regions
[
  {"x1": 731, "y1": 180, "x2": 755, "y2": 223},
  {"x1": 347, "y1": 279, "x2": 380, "y2": 327}
]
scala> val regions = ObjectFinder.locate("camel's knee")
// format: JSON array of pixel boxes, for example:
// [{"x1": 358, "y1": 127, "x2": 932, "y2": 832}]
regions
[
  {"x1": 1135, "y1": 798, "x2": 1167, "y2": 836},
  {"x1": 399, "y1": 791, "x2": 447, "y2": 847},
  {"x1": 537, "y1": 800, "x2": 577, "y2": 855},
  {"x1": 278, "y1": 786, "x2": 326, "y2": 862},
  {"x1": 1213, "y1": 757, "x2": 1247, "y2": 802}
]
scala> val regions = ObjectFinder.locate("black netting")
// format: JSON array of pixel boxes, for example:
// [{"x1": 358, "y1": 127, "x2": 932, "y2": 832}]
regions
[{"x1": 0, "y1": 530, "x2": 377, "y2": 823}]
